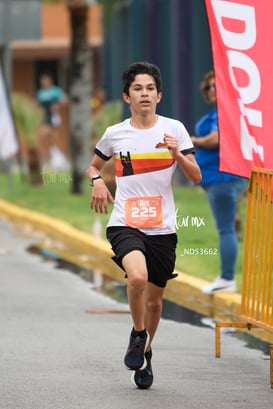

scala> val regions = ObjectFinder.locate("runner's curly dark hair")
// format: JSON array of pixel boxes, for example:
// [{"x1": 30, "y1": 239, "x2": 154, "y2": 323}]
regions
[{"x1": 122, "y1": 62, "x2": 162, "y2": 95}]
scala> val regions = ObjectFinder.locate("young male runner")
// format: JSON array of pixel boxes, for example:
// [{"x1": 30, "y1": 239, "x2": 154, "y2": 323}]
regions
[{"x1": 86, "y1": 61, "x2": 201, "y2": 388}]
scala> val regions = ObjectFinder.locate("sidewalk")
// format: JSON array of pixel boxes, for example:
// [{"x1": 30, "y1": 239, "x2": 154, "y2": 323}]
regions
[{"x1": 1, "y1": 217, "x2": 272, "y2": 409}]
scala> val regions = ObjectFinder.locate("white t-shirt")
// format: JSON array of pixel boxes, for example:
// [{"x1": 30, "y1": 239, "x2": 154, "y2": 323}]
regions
[{"x1": 95, "y1": 115, "x2": 194, "y2": 235}]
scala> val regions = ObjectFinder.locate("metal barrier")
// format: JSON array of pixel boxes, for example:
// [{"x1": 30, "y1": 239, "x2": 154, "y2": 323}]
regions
[{"x1": 215, "y1": 168, "x2": 273, "y2": 388}]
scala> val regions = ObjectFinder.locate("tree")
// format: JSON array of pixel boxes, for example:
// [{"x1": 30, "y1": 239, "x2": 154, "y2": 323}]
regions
[{"x1": 66, "y1": 0, "x2": 92, "y2": 194}]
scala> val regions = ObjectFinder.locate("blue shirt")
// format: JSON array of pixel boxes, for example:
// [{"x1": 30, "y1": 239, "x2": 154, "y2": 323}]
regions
[
  {"x1": 36, "y1": 86, "x2": 66, "y2": 125},
  {"x1": 36, "y1": 86, "x2": 65, "y2": 107},
  {"x1": 195, "y1": 107, "x2": 240, "y2": 185}
]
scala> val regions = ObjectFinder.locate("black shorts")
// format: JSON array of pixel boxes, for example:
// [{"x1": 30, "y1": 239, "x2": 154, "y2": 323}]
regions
[{"x1": 106, "y1": 226, "x2": 178, "y2": 288}]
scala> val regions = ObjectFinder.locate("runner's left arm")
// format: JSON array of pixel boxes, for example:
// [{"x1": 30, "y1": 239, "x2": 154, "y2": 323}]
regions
[{"x1": 163, "y1": 133, "x2": 202, "y2": 185}]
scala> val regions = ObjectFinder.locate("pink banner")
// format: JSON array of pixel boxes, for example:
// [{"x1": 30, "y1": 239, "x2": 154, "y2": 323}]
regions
[{"x1": 205, "y1": 0, "x2": 273, "y2": 178}]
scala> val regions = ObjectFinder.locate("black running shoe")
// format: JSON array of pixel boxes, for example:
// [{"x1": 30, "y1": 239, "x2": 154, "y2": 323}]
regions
[
  {"x1": 132, "y1": 349, "x2": 153, "y2": 389},
  {"x1": 124, "y1": 328, "x2": 150, "y2": 370}
]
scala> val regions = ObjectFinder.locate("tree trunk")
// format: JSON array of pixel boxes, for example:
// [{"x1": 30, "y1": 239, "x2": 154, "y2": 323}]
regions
[
  {"x1": 27, "y1": 147, "x2": 43, "y2": 185},
  {"x1": 68, "y1": 5, "x2": 92, "y2": 194}
]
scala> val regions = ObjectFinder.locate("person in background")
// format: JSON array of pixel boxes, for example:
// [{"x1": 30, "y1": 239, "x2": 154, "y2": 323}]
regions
[
  {"x1": 191, "y1": 70, "x2": 247, "y2": 295},
  {"x1": 86, "y1": 61, "x2": 201, "y2": 389},
  {"x1": 91, "y1": 86, "x2": 106, "y2": 114},
  {"x1": 36, "y1": 73, "x2": 69, "y2": 170},
  {"x1": 37, "y1": 73, "x2": 67, "y2": 128}
]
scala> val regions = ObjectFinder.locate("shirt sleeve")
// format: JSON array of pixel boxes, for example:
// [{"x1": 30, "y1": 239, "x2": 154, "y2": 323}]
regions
[
  {"x1": 176, "y1": 120, "x2": 194, "y2": 152},
  {"x1": 94, "y1": 128, "x2": 113, "y2": 160}
]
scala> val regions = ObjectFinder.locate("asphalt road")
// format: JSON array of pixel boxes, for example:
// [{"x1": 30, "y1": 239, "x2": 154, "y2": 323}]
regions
[{"x1": 0, "y1": 217, "x2": 272, "y2": 409}]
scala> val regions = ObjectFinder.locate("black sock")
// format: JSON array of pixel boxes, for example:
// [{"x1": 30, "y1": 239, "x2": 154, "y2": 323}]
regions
[{"x1": 132, "y1": 328, "x2": 146, "y2": 338}]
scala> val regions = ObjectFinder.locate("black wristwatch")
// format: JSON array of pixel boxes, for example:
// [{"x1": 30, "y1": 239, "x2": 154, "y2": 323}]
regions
[{"x1": 91, "y1": 174, "x2": 102, "y2": 186}]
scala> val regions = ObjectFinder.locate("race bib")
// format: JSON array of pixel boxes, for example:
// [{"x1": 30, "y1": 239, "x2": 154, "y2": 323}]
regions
[{"x1": 125, "y1": 196, "x2": 162, "y2": 228}]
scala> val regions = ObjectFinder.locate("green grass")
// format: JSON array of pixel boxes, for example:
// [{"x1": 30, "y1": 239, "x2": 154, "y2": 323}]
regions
[{"x1": 0, "y1": 171, "x2": 246, "y2": 290}]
